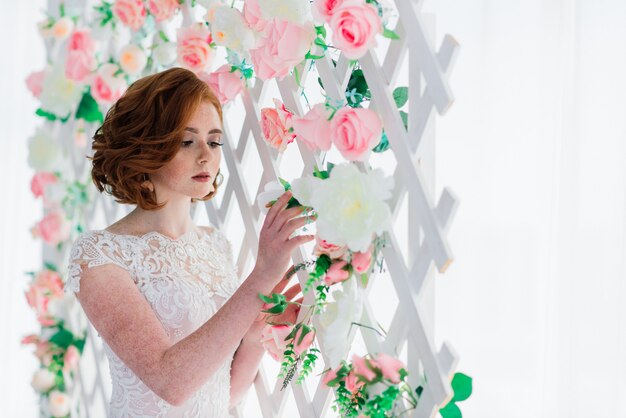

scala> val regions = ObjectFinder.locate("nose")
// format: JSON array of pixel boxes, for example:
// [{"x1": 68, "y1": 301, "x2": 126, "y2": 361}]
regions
[{"x1": 198, "y1": 141, "x2": 212, "y2": 165}]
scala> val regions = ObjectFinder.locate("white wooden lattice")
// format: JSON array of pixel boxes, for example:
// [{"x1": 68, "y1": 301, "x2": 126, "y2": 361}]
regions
[{"x1": 40, "y1": 0, "x2": 462, "y2": 416}]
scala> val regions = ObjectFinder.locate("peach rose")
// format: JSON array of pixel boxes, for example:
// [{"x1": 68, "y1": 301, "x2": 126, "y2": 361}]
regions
[
  {"x1": 30, "y1": 172, "x2": 58, "y2": 199},
  {"x1": 33, "y1": 210, "x2": 71, "y2": 246},
  {"x1": 260, "y1": 324, "x2": 293, "y2": 361},
  {"x1": 291, "y1": 104, "x2": 333, "y2": 151},
  {"x1": 177, "y1": 23, "x2": 214, "y2": 72},
  {"x1": 351, "y1": 354, "x2": 376, "y2": 381},
  {"x1": 330, "y1": 107, "x2": 382, "y2": 161},
  {"x1": 113, "y1": 0, "x2": 147, "y2": 31},
  {"x1": 199, "y1": 65, "x2": 245, "y2": 104},
  {"x1": 351, "y1": 249, "x2": 372, "y2": 273},
  {"x1": 25, "y1": 70, "x2": 46, "y2": 98},
  {"x1": 293, "y1": 324, "x2": 315, "y2": 355},
  {"x1": 345, "y1": 370, "x2": 365, "y2": 393},
  {"x1": 63, "y1": 345, "x2": 80, "y2": 372},
  {"x1": 314, "y1": 236, "x2": 348, "y2": 259},
  {"x1": 371, "y1": 352, "x2": 405, "y2": 383},
  {"x1": 48, "y1": 390, "x2": 71, "y2": 417},
  {"x1": 148, "y1": 0, "x2": 180, "y2": 22},
  {"x1": 324, "y1": 260, "x2": 350, "y2": 285},
  {"x1": 51, "y1": 17, "x2": 74, "y2": 39},
  {"x1": 65, "y1": 29, "x2": 97, "y2": 82},
  {"x1": 250, "y1": 18, "x2": 315, "y2": 80},
  {"x1": 261, "y1": 99, "x2": 296, "y2": 151},
  {"x1": 312, "y1": 0, "x2": 348, "y2": 22},
  {"x1": 91, "y1": 64, "x2": 127, "y2": 104},
  {"x1": 330, "y1": 1, "x2": 381, "y2": 59}
]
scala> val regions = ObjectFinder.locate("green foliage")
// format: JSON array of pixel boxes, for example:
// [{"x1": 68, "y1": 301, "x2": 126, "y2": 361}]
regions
[
  {"x1": 93, "y1": 1, "x2": 115, "y2": 28},
  {"x1": 36, "y1": 108, "x2": 69, "y2": 123},
  {"x1": 296, "y1": 347, "x2": 320, "y2": 384},
  {"x1": 439, "y1": 372, "x2": 473, "y2": 418},
  {"x1": 382, "y1": 27, "x2": 401, "y2": 40},
  {"x1": 258, "y1": 292, "x2": 288, "y2": 315},
  {"x1": 363, "y1": 385, "x2": 401, "y2": 417},
  {"x1": 345, "y1": 69, "x2": 371, "y2": 107},
  {"x1": 75, "y1": 90, "x2": 104, "y2": 123},
  {"x1": 44, "y1": 262, "x2": 58, "y2": 272},
  {"x1": 400, "y1": 110, "x2": 408, "y2": 130},
  {"x1": 372, "y1": 131, "x2": 390, "y2": 153},
  {"x1": 158, "y1": 30, "x2": 170, "y2": 43},
  {"x1": 393, "y1": 87, "x2": 409, "y2": 108},
  {"x1": 304, "y1": 254, "x2": 331, "y2": 293}
]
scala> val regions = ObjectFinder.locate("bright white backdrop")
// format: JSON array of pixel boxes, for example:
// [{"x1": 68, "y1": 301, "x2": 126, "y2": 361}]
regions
[{"x1": 2, "y1": 0, "x2": 626, "y2": 417}]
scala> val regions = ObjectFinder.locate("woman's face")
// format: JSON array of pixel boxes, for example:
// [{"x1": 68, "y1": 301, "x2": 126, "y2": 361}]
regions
[{"x1": 151, "y1": 100, "x2": 223, "y2": 202}]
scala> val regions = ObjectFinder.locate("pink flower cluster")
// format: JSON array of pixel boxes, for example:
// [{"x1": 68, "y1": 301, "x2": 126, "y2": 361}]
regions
[
  {"x1": 24, "y1": 269, "x2": 64, "y2": 327},
  {"x1": 113, "y1": 0, "x2": 147, "y2": 30},
  {"x1": 260, "y1": 323, "x2": 315, "y2": 361},
  {"x1": 261, "y1": 99, "x2": 296, "y2": 152},
  {"x1": 315, "y1": 236, "x2": 373, "y2": 286},
  {"x1": 323, "y1": 352, "x2": 406, "y2": 391},
  {"x1": 65, "y1": 29, "x2": 97, "y2": 82},
  {"x1": 177, "y1": 23, "x2": 214, "y2": 73},
  {"x1": 197, "y1": 65, "x2": 245, "y2": 105},
  {"x1": 314, "y1": 0, "x2": 382, "y2": 59},
  {"x1": 31, "y1": 210, "x2": 71, "y2": 247}
]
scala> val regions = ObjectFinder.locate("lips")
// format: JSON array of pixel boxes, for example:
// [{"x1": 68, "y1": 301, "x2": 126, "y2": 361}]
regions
[{"x1": 192, "y1": 172, "x2": 211, "y2": 179}]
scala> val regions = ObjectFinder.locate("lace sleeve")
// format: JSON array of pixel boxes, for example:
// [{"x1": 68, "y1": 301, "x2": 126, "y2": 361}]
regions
[
  {"x1": 212, "y1": 228, "x2": 241, "y2": 283},
  {"x1": 65, "y1": 231, "x2": 134, "y2": 294}
]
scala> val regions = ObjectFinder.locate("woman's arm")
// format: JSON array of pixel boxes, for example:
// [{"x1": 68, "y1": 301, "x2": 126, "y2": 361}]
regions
[{"x1": 228, "y1": 322, "x2": 265, "y2": 408}]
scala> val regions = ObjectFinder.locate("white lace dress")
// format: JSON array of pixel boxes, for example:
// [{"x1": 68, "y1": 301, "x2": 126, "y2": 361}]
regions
[{"x1": 65, "y1": 226, "x2": 241, "y2": 418}]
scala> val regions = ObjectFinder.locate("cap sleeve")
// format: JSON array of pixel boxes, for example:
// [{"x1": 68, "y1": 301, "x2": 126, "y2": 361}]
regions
[
  {"x1": 65, "y1": 231, "x2": 135, "y2": 294},
  {"x1": 211, "y1": 228, "x2": 240, "y2": 282}
]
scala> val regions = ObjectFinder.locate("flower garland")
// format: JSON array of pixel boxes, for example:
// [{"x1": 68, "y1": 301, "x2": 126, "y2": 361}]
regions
[{"x1": 24, "y1": 0, "x2": 470, "y2": 416}]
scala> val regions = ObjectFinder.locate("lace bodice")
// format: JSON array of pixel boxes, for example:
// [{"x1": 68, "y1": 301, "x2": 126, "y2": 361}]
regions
[{"x1": 65, "y1": 226, "x2": 241, "y2": 418}]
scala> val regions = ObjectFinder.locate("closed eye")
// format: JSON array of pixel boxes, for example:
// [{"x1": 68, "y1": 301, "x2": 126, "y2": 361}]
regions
[
  {"x1": 181, "y1": 140, "x2": 194, "y2": 147},
  {"x1": 209, "y1": 141, "x2": 223, "y2": 148}
]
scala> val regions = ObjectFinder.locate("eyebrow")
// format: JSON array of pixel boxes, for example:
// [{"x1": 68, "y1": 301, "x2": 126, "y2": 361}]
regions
[{"x1": 184, "y1": 127, "x2": 223, "y2": 135}]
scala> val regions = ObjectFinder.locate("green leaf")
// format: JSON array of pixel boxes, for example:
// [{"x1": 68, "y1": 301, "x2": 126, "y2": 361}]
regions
[
  {"x1": 393, "y1": 86, "x2": 408, "y2": 108},
  {"x1": 400, "y1": 110, "x2": 408, "y2": 130},
  {"x1": 451, "y1": 372, "x2": 473, "y2": 402},
  {"x1": 382, "y1": 26, "x2": 401, "y2": 40},
  {"x1": 263, "y1": 303, "x2": 287, "y2": 314},
  {"x1": 278, "y1": 177, "x2": 291, "y2": 191},
  {"x1": 49, "y1": 328, "x2": 74, "y2": 349},
  {"x1": 75, "y1": 90, "x2": 103, "y2": 123},
  {"x1": 44, "y1": 262, "x2": 58, "y2": 272},
  {"x1": 316, "y1": 254, "x2": 332, "y2": 271},
  {"x1": 439, "y1": 401, "x2": 461, "y2": 418},
  {"x1": 258, "y1": 293, "x2": 275, "y2": 303},
  {"x1": 317, "y1": 76, "x2": 325, "y2": 90},
  {"x1": 315, "y1": 25, "x2": 327, "y2": 38},
  {"x1": 346, "y1": 69, "x2": 370, "y2": 104},
  {"x1": 35, "y1": 108, "x2": 58, "y2": 121},
  {"x1": 305, "y1": 51, "x2": 325, "y2": 60},
  {"x1": 372, "y1": 131, "x2": 389, "y2": 153},
  {"x1": 327, "y1": 162, "x2": 335, "y2": 175},
  {"x1": 158, "y1": 30, "x2": 170, "y2": 43}
]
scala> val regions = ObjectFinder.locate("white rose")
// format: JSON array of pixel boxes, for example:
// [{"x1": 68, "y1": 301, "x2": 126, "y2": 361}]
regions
[
  {"x1": 39, "y1": 65, "x2": 83, "y2": 118},
  {"x1": 257, "y1": 180, "x2": 285, "y2": 214},
  {"x1": 207, "y1": 5, "x2": 256, "y2": 53},
  {"x1": 196, "y1": 0, "x2": 224, "y2": 9},
  {"x1": 28, "y1": 127, "x2": 62, "y2": 172},
  {"x1": 290, "y1": 175, "x2": 322, "y2": 207},
  {"x1": 48, "y1": 390, "x2": 71, "y2": 417},
  {"x1": 258, "y1": 0, "x2": 312, "y2": 24},
  {"x1": 119, "y1": 44, "x2": 148, "y2": 76},
  {"x1": 47, "y1": 296, "x2": 83, "y2": 336},
  {"x1": 311, "y1": 163, "x2": 393, "y2": 252},
  {"x1": 153, "y1": 42, "x2": 178, "y2": 66},
  {"x1": 31, "y1": 369, "x2": 56, "y2": 393},
  {"x1": 51, "y1": 17, "x2": 74, "y2": 40},
  {"x1": 318, "y1": 276, "x2": 363, "y2": 367}
]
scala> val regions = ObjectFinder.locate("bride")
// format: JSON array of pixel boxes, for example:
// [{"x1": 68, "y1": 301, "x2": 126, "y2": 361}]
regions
[{"x1": 65, "y1": 67, "x2": 314, "y2": 417}]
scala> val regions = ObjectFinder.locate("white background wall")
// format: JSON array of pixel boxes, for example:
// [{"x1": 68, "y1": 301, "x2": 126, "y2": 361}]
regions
[{"x1": 2, "y1": 0, "x2": 626, "y2": 417}]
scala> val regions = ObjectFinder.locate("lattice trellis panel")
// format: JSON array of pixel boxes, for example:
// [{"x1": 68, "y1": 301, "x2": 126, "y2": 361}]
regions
[{"x1": 37, "y1": 0, "x2": 462, "y2": 416}]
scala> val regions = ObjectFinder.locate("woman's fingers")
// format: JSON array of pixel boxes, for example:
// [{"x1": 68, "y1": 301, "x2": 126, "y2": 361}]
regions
[
  {"x1": 274, "y1": 205, "x2": 306, "y2": 232},
  {"x1": 283, "y1": 283, "x2": 301, "y2": 301},
  {"x1": 263, "y1": 190, "x2": 292, "y2": 229},
  {"x1": 279, "y1": 213, "x2": 317, "y2": 239}
]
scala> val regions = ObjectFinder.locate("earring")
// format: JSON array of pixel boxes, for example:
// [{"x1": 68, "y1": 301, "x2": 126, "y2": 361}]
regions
[
  {"x1": 141, "y1": 174, "x2": 154, "y2": 192},
  {"x1": 215, "y1": 171, "x2": 224, "y2": 186}
]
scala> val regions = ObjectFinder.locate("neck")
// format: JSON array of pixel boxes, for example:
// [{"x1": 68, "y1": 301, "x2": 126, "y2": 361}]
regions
[{"x1": 128, "y1": 196, "x2": 194, "y2": 239}]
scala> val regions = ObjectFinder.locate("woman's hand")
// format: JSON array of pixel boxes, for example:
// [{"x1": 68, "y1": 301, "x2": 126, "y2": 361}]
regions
[{"x1": 253, "y1": 190, "x2": 315, "y2": 287}]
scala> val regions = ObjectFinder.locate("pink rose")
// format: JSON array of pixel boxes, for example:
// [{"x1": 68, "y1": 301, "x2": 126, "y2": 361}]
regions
[
  {"x1": 261, "y1": 99, "x2": 296, "y2": 151},
  {"x1": 63, "y1": 345, "x2": 80, "y2": 372},
  {"x1": 21, "y1": 334, "x2": 40, "y2": 345},
  {"x1": 345, "y1": 370, "x2": 365, "y2": 393},
  {"x1": 330, "y1": 1, "x2": 381, "y2": 59},
  {"x1": 91, "y1": 64, "x2": 127, "y2": 104},
  {"x1": 33, "y1": 210, "x2": 71, "y2": 246},
  {"x1": 324, "y1": 260, "x2": 350, "y2": 285},
  {"x1": 250, "y1": 18, "x2": 315, "y2": 80},
  {"x1": 322, "y1": 364, "x2": 343, "y2": 387},
  {"x1": 113, "y1": 0, "x2": 147, "y2": 31},
  {"x1": 312, "y1": 0, "x2": 348, "y2": 22},
  {"x1": 65, "y1": 29, "x2": 97, "y2": 82},
  {"x1": 351, "y1": 249, "x2": 372, "y2": 273},
  {"x1": 36, "y1": 269, "x2": 64, "y2": 298},
  {"x1": 351, "y1": 354, "x2": 376, "y2": 382},
  {"x1": 260, "y1": 324, "x2": 293, "y2": 361},
  {"x1": 371, "y1": 352, "x2": 405, "y2": 383},
  {"x1": 293, "y1": 324, "x2": 315, "y2": 355},
  {"x1": 148, "y1": 0, "x2": 179, "y2": 22},
  {"x1": 243, "y1": 0, "x2": 267, "y2": 31},
  {"x1": 177, "y1": 23, "x2": 214, "y2": 72},
  {"x1": 199, "y1": 65, "x2": 245, "y2": 105},
  {"x1": 25, "y1": 285, "x2": 49, "y2": 318},
  {"x1": 330, "y1": 107, "x2": 382, "y2": 161},
  {"x1": 30, "y1": 172, "x2": 58, "y2": 198},
  {"x1": 314, "y1": 236, "x2": 348, "y2": 259},
  {"x1": 25, "y1": 70, "x2": 46, "y2": 98},
  {"x1": 292, "y1": 104, "x2": 333, "y2": 151}
]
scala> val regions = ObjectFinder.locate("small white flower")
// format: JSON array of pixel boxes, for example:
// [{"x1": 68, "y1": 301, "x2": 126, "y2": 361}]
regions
[
  {"x1": 290, "y1": 175, "x2": 322, "y2": 207},
  {"x1": 257, "y1": 180, "x2": 284, "y2": 213},
  {"x1": 207, "y1": 5, "x2": 256, "y2": 53},
  {"x1": 28, "y1": 127, "x2": 62, "y2": 172},
  {"x1": 153, "y1": 42, "x2": 178, "y2": 66},
  {"x1": 311, "y1": 163, "x2": 393, "y2": 252},
  {"x1": 119, "y1": 44, "x2": 148, "y2": 76},
  {"x1": 258, "y1": 0, "x2": 312, "y2": 24},
  {"x1": 48, "y1": 390, "x2": 71, "y2": 417},
  {"x1": 39, "y1": 65, "x2": 83, "y2": 118},
  {"x1": 318, "y1": 276, "x2": 363, "y2": 367},
  {"x1": 51, "y1": 17, "x2": 74, "y2": 40},
  {"x1": 31, "y1": 368, "x2": 56, "y2": 393}
]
